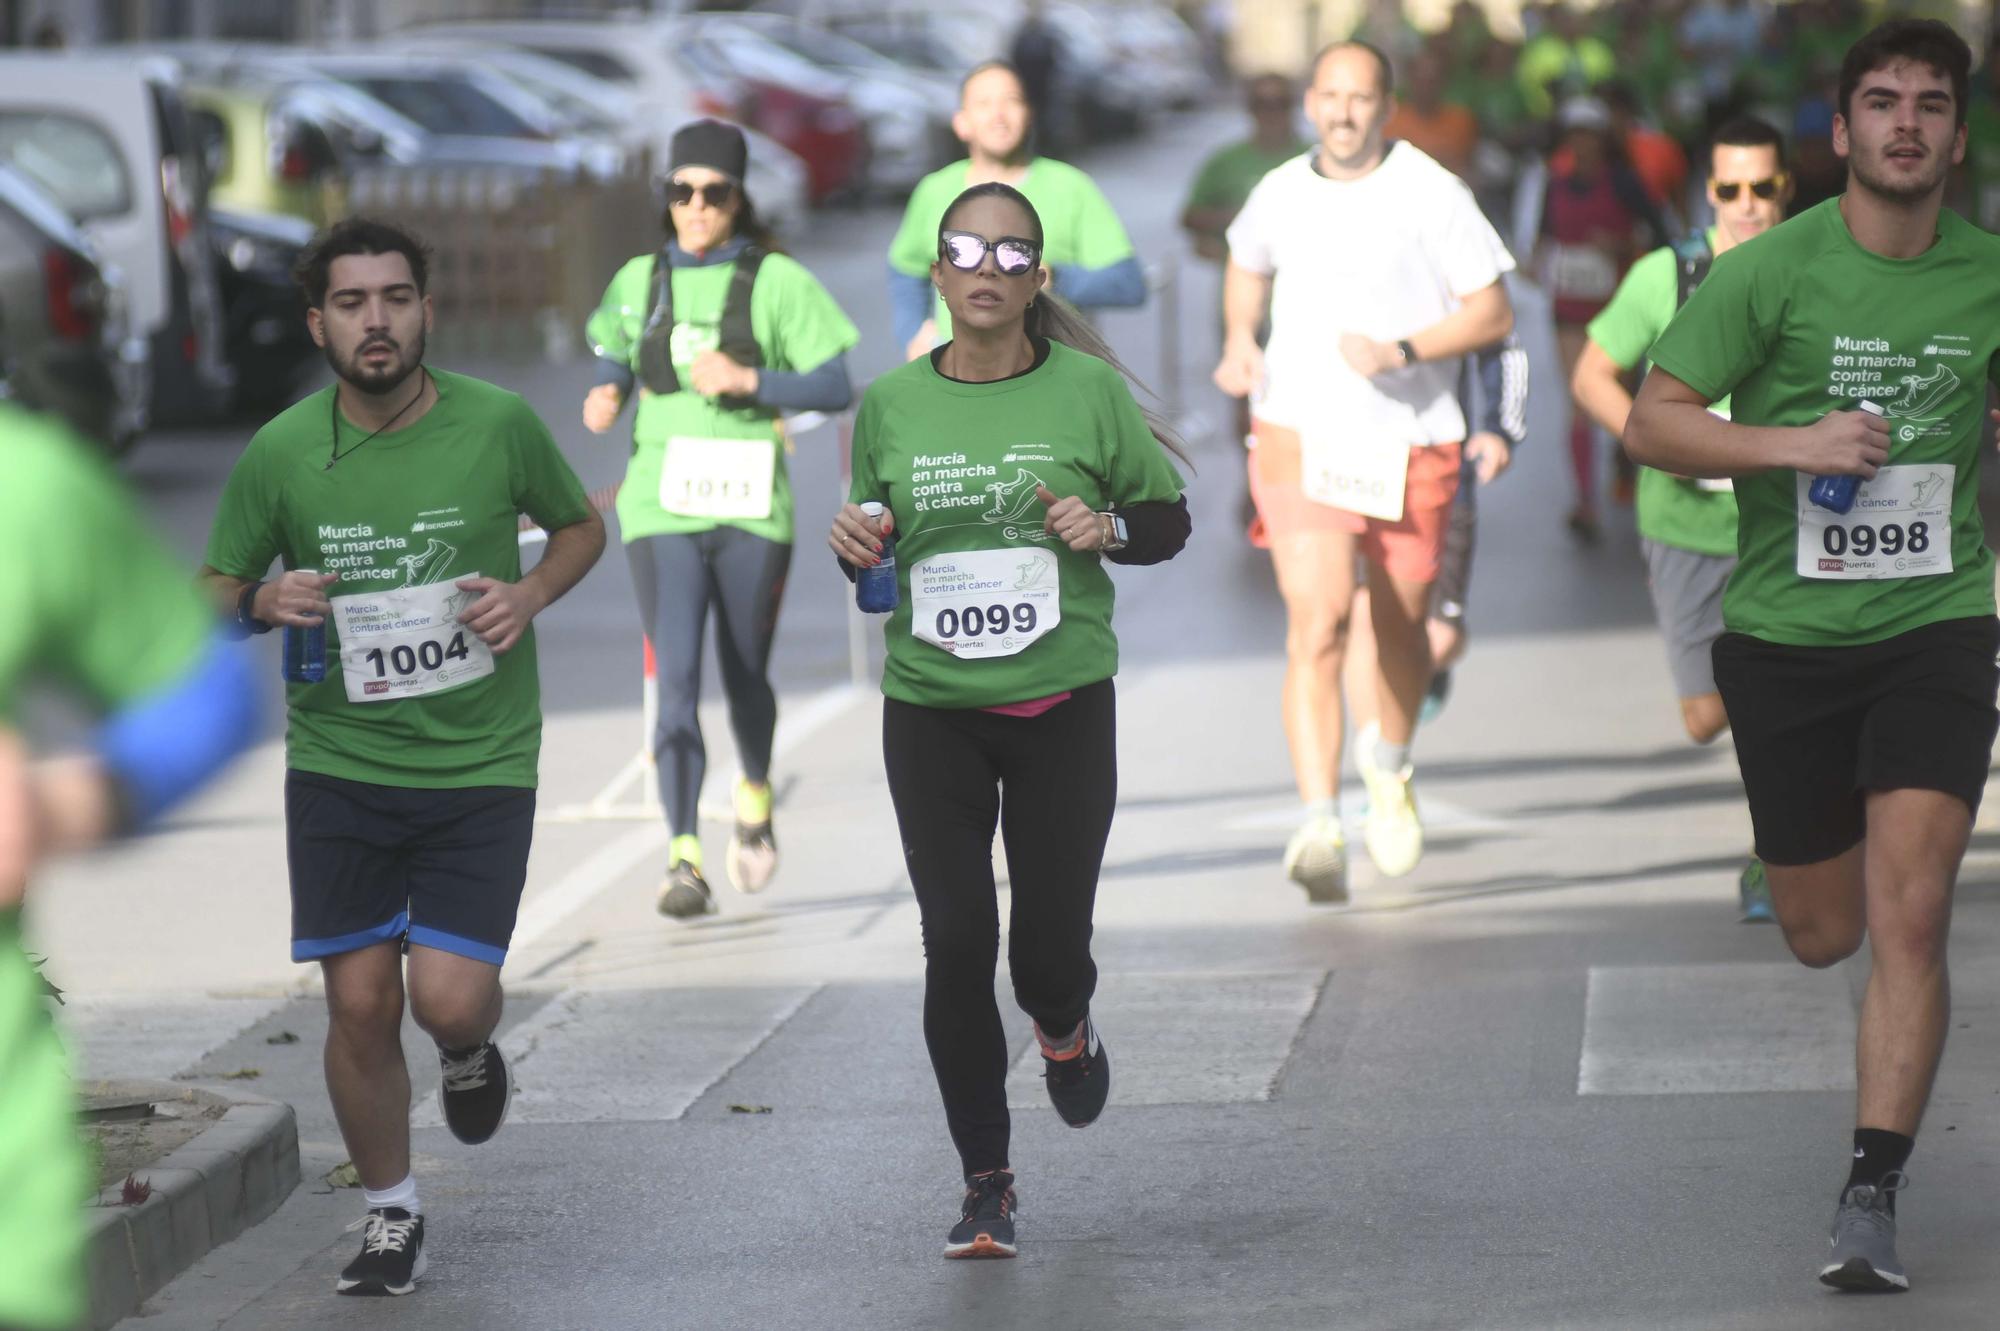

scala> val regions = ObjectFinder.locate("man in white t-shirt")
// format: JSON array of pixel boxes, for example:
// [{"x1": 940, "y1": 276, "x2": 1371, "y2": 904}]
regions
[{"x1": 1214, "y1": 39, "x2": 1515, "y2": 902}]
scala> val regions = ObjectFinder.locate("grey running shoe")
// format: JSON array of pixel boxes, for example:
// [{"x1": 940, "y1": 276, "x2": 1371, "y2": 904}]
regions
[
  {"x1": 1819, "y1": 1173, "x2": 1909, "y2": 1292},
  {"x1": 656, "y1": 862, "x2": 716, "y2": 919}
]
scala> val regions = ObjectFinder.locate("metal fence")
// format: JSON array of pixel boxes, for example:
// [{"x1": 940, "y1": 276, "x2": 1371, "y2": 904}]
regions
[{"x1": 338, "y1": 163, "x2": 659, "y2": 361}]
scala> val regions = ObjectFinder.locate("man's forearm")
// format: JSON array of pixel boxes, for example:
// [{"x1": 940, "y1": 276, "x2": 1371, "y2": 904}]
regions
[
  {"x1": 1627, "y1": 394, "x2": 1800, "y2": 478},
  {"x1": 521, "y1": 513, "x2": 605, "y2": 613},
  {"x1": 197, "y1": 566, "x2": 253, "y2": 617},
  {"x1": 1222, "y1": 263, "x2": 1272, "y2": 343},
  {"x1": 1409, "y1": 283, "x2": 1513, "y2": 362}
]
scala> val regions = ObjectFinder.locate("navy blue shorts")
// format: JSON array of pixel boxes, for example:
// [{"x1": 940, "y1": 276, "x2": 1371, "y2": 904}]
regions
[{"x1": 284, "y1": 770, "x2": 535, "y2": 966}]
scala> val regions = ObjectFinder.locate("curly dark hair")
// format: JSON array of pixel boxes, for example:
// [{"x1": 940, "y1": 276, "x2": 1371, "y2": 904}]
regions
[{"x1": 292, "y1": 217, "x2": 431, "y2": 310}]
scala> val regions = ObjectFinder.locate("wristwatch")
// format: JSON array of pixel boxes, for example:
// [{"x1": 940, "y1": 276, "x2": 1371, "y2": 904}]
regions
[
  {"x1": 235, "y1": 580, "x2": 272, "y2": 636},
  {"x1": 1100, "y1": 511, "x2": 1128, "y2": 553},
  {"x1": 1395, "y1": 338, "x2": 1419, "y2": 367}
]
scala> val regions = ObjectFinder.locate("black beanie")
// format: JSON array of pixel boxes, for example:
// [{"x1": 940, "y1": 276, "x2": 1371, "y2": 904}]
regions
[{"x1": 668, "y1": 119, "x2": 748, "y2": 182}]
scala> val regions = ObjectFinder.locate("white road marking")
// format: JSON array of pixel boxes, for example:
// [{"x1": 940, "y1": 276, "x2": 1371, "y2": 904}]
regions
[{"x1": 1578, "y1": 963, "x2": 1856, "y2": 1096}]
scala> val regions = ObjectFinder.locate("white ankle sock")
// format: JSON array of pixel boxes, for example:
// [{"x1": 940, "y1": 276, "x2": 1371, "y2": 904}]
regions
[
  {"x1": 1374, "y1": 737, "x2": 1412, "y2": 773},
  {"x1": 1303, "y1": 797, "x2": 1337, "y2": 822},
  {"x1": 363, "y1": 1174, "x2": 420, "y2": 1216}
]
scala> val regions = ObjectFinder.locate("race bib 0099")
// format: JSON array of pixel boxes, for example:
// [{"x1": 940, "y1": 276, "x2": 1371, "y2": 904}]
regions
[
  {"x1": 330, "y1": 578, "x2": 495, "y2": 703},
  {"x1": 910, "y1": 547, "x2": 1061, "y2": 660}
]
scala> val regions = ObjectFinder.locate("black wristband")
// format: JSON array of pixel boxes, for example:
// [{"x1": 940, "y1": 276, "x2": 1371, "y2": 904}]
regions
[
  {"x1": 236, "y1": 580, "x2": 272, "y2": 635},
  {"x1": 1396, "y1": 339, "x2": 1419, "y2": 366}
]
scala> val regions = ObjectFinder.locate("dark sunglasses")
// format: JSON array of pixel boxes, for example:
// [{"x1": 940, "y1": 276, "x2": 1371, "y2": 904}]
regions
[
  {"x1": 938, "y1": 230, "x2": 1042, "y2": 276},
  {"x1": 1711, "y1": 174, "x2": 1787, "y2": 202},
  {"x1": 668, "y1": 179, "x2": 737, "y2": 209}
]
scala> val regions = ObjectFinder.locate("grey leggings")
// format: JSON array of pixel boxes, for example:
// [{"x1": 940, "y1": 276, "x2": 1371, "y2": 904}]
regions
[{"x1": 626, "y1": 528, "x2": 792, "y2": 835}]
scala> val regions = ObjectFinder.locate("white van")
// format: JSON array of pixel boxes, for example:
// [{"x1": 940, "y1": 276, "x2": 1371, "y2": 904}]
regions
[{"x1": 0, "y1": 53, "x2": 230, "y2": 422}]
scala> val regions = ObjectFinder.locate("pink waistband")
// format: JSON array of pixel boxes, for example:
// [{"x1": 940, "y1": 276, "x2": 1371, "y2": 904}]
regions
[{"x1": 982, "y1": 691, "x2": 1072, "y2": 718}]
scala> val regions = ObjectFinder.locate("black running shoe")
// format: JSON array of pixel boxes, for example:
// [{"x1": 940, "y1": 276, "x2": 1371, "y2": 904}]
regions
[
  {"x1": 656, "y1": 861, "x2": 716, "y2": 919},
  {"x1": 1040, "y1": 1016, "x2": 1109, "y2": 1128},
  {"x1": 944, "y1": 1171, "x2": 1018, "y2": 1259},
  {"x1": 335, "y1": 1208, "x2": 426, "y2": 1296},
  {"x1": 437, "y1": 1041, "x2": 510, "y2": 1145}
]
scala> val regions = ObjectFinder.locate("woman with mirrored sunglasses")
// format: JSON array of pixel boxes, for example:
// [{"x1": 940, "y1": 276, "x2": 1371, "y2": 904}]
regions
[
  {"x1": 831, "y1": 182, "x2": 1191, "y2": 1260},
  {"x1": 584, "y1": 120, "x2": 859, "y2": 920}
]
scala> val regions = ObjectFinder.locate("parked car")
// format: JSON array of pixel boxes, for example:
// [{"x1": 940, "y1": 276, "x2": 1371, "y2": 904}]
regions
[
  {"x1": 184, "y1": 78, "x2": 341, "y2": 228},
  {"x1": 209, "y1": 207, "x2": 317, "y2": 414},
  {"x1": 393, "y1": 37, "x2": 809, "y2": 235},
  {"x1": 0, "y1": 53, "x2": 230, "y2": 424},
  {"x1": 0, "y1": 164, "x2": 143, "y2": 451},
  {"x1": 677, "y1": 14, "x2": 945, "y2": 195},
  {"x1": 403, "y1": 17, "x2": 867, "y2": 204}
]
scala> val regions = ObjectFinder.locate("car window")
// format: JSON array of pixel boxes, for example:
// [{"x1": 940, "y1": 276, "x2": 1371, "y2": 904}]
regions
[
  {"x1": 0, "y1": 111, "x2": 131, "y2": 220},
  {"x1": 528, "y1": 47, "x2": 637, "y2": 85},
  {"x1": 349, "y1": 75, "x2": 540, "y2": 138}
]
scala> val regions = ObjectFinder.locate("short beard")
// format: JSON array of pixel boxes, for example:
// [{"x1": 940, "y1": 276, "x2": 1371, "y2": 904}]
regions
[
  {"x1": 327, "y1": 328, "x2": 426, "y2": 398},
  {"x1": 1848, "y1": 150, "x2": 1949, "y2": 204}
]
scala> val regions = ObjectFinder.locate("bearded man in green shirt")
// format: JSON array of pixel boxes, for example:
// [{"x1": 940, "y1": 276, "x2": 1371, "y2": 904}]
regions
[
  {"x1": 197, "y1": 218, "x2": 604, "y2": 1299},
  {"x1": 1628, "y1": 20, "x2": 2000, "y2": 1295},
  {"x1": 888, "y1": 60, "x2": 1146, "y2": 359}
]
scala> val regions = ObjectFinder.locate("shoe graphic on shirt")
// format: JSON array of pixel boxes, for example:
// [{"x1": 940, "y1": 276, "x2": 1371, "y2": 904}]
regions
[
  {"x1": 397, "y1": 538, "x2": 458, "y2": 588},
  {"x1": 984, "y1": 468, "x2": 1045, "y2": 525},
  {"x1": 1886, "y1": 364, "x2": 1958, "y2": 420},
  {"x1": 1013, "y1": 558, "x2": 1051, "y2": 591},
  {"x1": 1910, "y1": 471, "x2": 1948, "y2": 509}
]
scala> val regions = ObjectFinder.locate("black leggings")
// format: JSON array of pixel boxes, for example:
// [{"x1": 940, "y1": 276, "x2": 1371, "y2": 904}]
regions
[
  {"x1": 882, "y1": 678, "x2": 1117, "y2": 1178},
  {"x1": 626, "y1": 528, "x2": 792, "y2": 836}
]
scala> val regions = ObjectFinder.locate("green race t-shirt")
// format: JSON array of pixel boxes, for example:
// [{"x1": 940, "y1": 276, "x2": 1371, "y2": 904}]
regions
[
  {"x1": 204, "y1": 370, "x2": 592, "y2": 788},
  {"x1": 1649, "y1": 199, "x2": 2000, "y2": 646},
  {"x1": 850, "y1": 341, "x2": 1182, "y2": 709},
  {"x1": 1587, "y1": 228, "x2": 1739, "y2": 557},
  {"x1": 1184, "y1": 140, "x2": 1307, "y2": 233},
  {"x1": 0, "y1": 405, "x2": 220, "y2": 1331},
  {"x1": 586, "y1": 250, "x2": 859, "y2": 545},
  {"x1": 887, "y1": 158, "x2": 1136, "y2": 339}
]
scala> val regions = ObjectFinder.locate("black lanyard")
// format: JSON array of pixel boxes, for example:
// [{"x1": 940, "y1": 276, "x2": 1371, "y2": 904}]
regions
[{"x1": 326, "y1": 368, "x2": 431, "y2": 471}]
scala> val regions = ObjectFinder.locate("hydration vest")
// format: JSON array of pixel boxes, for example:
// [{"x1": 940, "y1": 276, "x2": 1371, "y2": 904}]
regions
[
  {"x1": 1672, "y1": 233, "x2": 1713, "y2": 310},
  {"x1": 637, "y1": 245, "x2": 767, "y2": 406}
]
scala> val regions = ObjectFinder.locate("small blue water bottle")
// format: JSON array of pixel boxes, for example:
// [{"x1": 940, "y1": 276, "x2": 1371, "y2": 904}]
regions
[
  {"x1": 854, "y1": 502, "x2": 898, "y2": 614},
  {"x1": 282, "y1": 569, "x2": 327, "y2": 683},
  {"x1": 1808, "y1": 400, "x2": 1886, "y2": 516}
]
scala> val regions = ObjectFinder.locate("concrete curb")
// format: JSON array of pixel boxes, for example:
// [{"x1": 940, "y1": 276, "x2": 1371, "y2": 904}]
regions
[{"x1": 83, "y1": 1088, "x2": 299, "y2": 1331}]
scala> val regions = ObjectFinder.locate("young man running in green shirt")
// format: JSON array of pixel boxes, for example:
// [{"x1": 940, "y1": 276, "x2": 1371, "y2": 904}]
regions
[
  {"x1": 0, "y1": 402, "x2": 260, "y2": 1331},
  {"x1": 1572, "y1": 114, "x2": 1793, "y2": 921},
  {"x1": 887, "y1": 60, "x2": 1145, "y2": 359},
  {"x1": 1628, "y1": 20, "x2": 2000, "y2": 1293},
  {"x1": 199, "y1": 219, "x2": 604, "y2": 1297}
]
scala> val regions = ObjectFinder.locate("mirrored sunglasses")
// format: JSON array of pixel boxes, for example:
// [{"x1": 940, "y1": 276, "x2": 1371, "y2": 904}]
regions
[
  {"x1": 1711, "y1": 174, "x2": 1787, "y2": 202},
  {"x1": 938, "y1": 231, "x2": 1042, "y2": 276}
]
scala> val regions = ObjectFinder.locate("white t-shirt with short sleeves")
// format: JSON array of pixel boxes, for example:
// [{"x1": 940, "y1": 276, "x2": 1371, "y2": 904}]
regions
[{"x1": 1226, "y1": 142, "x2": 1516, "y2": 444}]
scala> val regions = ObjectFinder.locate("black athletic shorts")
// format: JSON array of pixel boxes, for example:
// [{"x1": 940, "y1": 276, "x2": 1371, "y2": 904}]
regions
[
  {"x1": 1712, "y1": 615, "x2": 1999, "y2": 867},
  {"x1": 285, "y1": 770, "x2": 535, "y2": 966}
]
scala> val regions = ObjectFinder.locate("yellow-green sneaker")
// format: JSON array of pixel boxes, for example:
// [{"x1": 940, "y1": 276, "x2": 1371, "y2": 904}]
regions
[
  {"x1": 1355, "y1": 724, "x2": 1424, "y2": 878},
  {"x1": 1282, "y1": 815, "x2": 1347, "y2": 904}
]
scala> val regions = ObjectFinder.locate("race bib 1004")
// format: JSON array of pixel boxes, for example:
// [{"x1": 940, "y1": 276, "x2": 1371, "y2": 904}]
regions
[
  {"x1": 910, "y1": 547, "x2": 1061, "y2": 660},
  {"x1": 659, "y1": 435, "x2": 775, "y2": 520},
  {"x1": 1301, "y1": 430, "x2": 1407, "y2": 521},
  {"x1": 1796, "y1": 464, "x2": 1953, "y2": 581},
  {"x1": 330, "y1": 578, "x2": 496, "y2": 703}
]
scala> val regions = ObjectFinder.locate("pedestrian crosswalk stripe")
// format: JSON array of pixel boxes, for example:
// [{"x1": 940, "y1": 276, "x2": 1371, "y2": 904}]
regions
[
  {"x1": 1004, "y1": 971, "x2": 1326, "y2": 1109},
  {"x1": 1578, "y1": 963, "x2": 1855, "y2": 1096}
]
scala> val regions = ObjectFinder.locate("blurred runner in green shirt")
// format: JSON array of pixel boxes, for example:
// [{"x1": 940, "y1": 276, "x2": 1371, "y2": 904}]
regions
[
  {"x1": 888, "y1": 61, "x2": 1145, "y2": 359},
  {"x1": 0, "y1": 402, "x2": 259, "y2": 1331},
  {"x1": 1180, "y1": 74, "x2": 1305, "y2": 264}
]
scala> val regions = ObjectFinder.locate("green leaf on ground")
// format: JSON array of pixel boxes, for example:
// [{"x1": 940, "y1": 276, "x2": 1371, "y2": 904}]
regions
[
  {"x1": 727, "y1": 1103, "x2": 773, "y2": 1115},
  {"x1": 325, "y1": 1162, "x2": 362, "y2": 1189},
  {"x1": 219, "y1": 1068, "x2": 261, "y2": 1080},
  {"x1": 264, "y1": 1031, "x2": 300, "y2": 1045}
]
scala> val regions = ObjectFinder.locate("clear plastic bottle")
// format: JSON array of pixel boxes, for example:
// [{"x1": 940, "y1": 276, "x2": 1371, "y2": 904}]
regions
[
  {"x1": 854, "y1": 502, "x2": 898, "y2": 614},
  {"x1": 282, "y1": 569, "x2": 327, "y2": 683},
  {"x1": 1807, "y1": 400, "x2": 1886, "y2": 515}
]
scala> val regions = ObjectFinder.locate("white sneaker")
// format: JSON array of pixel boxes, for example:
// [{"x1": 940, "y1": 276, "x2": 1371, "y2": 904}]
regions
[
  {"x1": 1355, "y1": 722, "x2": 1424, "y2": 878},
  {"x1": 1283, "y1": 815, "x2": 1348, "y2": 904}
]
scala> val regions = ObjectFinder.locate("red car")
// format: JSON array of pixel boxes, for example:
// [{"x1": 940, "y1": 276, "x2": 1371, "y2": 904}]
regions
[{"x1": 672, "y1": 25, "x2": 867, "y2": 205}]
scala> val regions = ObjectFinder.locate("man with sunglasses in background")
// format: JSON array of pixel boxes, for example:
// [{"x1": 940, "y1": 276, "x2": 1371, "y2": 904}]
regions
[
  {"x1": 1571, "y1": 115, "x2": 1793, "y2": 923},
  {"x1": 888, "y1": 60, "x2": 1146, "y2": 361},
  {"x1": 1214, "y1": 40, "x2": 1514, "y2": 902}
]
